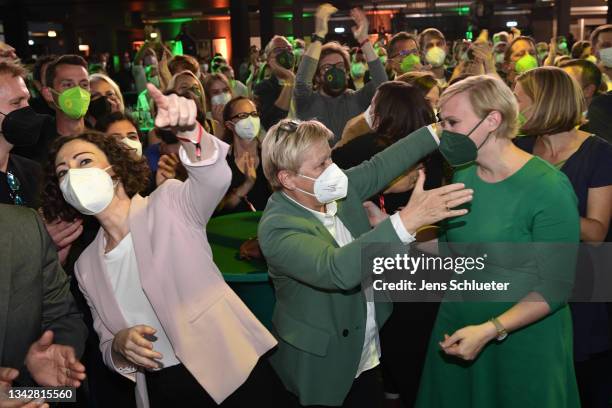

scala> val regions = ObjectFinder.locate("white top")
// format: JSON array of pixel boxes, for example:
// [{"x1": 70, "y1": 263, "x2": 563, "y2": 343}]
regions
[
  {"x1": 283, "y1": 194, "x2": 415, "y2": 378},
  {"x1": 104, "y1": 233, "x2": 180, "y2": 372}
]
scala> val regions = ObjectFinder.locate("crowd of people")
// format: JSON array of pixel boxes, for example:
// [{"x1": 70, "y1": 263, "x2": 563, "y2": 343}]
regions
[{"x1": 1, "y1": 2, "x2": 612, "y2": 407}]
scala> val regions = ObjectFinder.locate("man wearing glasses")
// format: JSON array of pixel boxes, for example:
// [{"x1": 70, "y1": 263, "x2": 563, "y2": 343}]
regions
[
  {"x1": 294, "y1": 4, "x2": 387, "y2": 144},
  {"x1": 385, "y1": 32, "x2": 421, "y2": 79}
]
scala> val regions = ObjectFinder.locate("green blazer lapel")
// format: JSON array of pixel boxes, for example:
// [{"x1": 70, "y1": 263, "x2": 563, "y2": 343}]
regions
[
  {"x1": 0, "y1": 233, "x2": 12, "y2": 360},
  {"x1": 275, "y1": 192, "x2": 339, "y2": 246}
]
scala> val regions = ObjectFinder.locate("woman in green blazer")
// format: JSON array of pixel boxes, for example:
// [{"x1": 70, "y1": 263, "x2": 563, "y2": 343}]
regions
[{"x1": 258, "y1": 117, "x2": 473, "y2": 407}]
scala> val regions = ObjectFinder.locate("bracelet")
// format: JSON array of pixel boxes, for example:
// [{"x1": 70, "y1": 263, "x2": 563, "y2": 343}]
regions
[
  {"x1": 311, "y1": 33, "x2": 325, "y2": 44},
  {"x1": 278, "y1": 80, "x2": 295, "y2": 87},
  {"x1": 359, "y1": 38, "x2": 370, "y2": 48},
  {"x1": 176, "y1": 123, "x2": 203, "y2": 159}
]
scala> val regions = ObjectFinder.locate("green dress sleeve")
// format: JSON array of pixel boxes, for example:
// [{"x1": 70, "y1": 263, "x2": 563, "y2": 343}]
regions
[{"x1": 529, "y1": 173, "x2": 580, "y2": 312}]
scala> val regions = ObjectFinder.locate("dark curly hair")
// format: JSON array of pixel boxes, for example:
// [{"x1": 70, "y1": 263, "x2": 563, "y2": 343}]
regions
[{"x1": 42, "y1": 131, "x2": 151, "y2": 222}]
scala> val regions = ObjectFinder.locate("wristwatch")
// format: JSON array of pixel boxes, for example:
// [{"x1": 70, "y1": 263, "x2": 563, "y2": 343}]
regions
[
  {"x1": 489, "y1": 317, "x2": 508, "y2": 341},
  {"x1": 311, "y1": 33, "x2": 325, "y2": 44}
]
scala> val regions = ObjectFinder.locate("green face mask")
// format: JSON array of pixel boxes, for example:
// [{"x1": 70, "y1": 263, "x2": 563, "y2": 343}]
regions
[
  {"x1": 54, "y1": 86, "x2": 91, "y2": 119},
  {"x1": 439, "y1": 116, "x2": 490, "y2": 167},
  {"x1": 515, "y1": 54, "x2": 538, "y2": 74},
  {"x1": 400, "y1": 54, "x2": 421, "y2": 73}
]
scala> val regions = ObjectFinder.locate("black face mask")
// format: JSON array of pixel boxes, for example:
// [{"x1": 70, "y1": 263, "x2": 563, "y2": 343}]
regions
[
  {"x1": 87, "y1": 96, "x2": 112, "y2": 121},
  {"x1": 321, "y1": 66, "x2": 347, "y2": 97},
  {"x1": 0, "y1": 106, "x2": 45, "y2": 147}
]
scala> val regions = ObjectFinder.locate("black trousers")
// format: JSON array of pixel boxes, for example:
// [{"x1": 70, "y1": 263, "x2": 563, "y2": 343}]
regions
[
  {"x1": 380, "y1": 302, "x2": 438, "y2": 408},
  {"x1": 145, "y1": 356, "x2": 291, "y2": 407},
  {"x1": 575, "y1": 350, "x2": 612, "y2": 408},
  {"x1": 289, "y1": 366, "x2": 384, "y2": 408}
]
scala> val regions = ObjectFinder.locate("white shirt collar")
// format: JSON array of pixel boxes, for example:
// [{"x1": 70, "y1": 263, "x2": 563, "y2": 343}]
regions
[{"x1": 282, "y1": 192, "x2": 338, "y2": 225}]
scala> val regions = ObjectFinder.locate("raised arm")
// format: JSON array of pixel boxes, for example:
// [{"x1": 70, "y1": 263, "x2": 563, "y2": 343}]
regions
[
  {"x1": 147, "y1": 83, "x2": 231, "y2": 226},
  {"x1": 294, "y1": 3, "x2": 337, "y2": 103},
  {"x1": 351, "y1": 7, "x2": 387, "y2": 108}
]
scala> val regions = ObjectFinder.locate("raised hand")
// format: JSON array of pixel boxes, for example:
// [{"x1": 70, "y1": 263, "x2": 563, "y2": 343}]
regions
[
  {"x1": 147, "y1": 83, "x2": 197, "y2": 136},
  {"x1": 350, "y1": 7, "x2": 369, "y2": 43},
  {"x1": 399, "y1": 169, "x2": 473, "y2": 234},
  {"x1": 269, "y1": 55, "x2": 295, "y2": 82},
  {"x1": 112, "y1": 325, "x2": 163, "y2": 370},
  {"x1": 314, "y1": 3, "x2": 338, "y2": 38},
  {"x1": 24, "y1": 331, "x2": 86, "y2": 388}
]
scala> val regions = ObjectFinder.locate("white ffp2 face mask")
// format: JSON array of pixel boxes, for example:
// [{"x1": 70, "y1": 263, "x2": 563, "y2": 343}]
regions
[
  {"x1": 234, "y1": 116, "x2": 260, "y2": 141},
  {"x1": 122, "y1": 138, "x2": 143, "y2": 157},
  {"x1": 599, "y1": 47, "x2": 612, "y2": 68},
  {"x1": 297, "y1": 163, "x2": 348, "y2": 204},
  {"x1": 60, "y1": 166, "x2": 116, "y2": 215},
  {"x1": 211, "y1": 92, "x2": 232, "y2": 106},
  {"x1": 425, "y1": 46, "x2": 447, "y2": 67}
]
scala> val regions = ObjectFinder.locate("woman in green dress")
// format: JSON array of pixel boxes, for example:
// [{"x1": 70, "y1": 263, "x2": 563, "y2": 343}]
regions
[{"x1": 416, "y1": 75, "x2": 581, "y2": 407}]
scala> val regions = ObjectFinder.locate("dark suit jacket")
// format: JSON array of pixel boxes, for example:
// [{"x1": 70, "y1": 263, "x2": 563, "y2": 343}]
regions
[
  {"x1": 1, "y1": 154, "x2": 43, "y2": 209},
  {"x1": 0, "y1": 204, "x2": 87, "y2": 386}
]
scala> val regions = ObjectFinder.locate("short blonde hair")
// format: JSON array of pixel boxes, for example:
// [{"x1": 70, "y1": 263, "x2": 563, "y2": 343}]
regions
[
  {"x1": 516, "y1": 66, "x2": 585, "y2": 137},
  {"x1": 262, "y1": 119, "x2": 333, "y2": 191},
  {"x1": 438, "y1": 74, "x2": 518, "y2": 139},
  {"x1": 89, "y1": 73, "x2": 125, "y2": 113}
]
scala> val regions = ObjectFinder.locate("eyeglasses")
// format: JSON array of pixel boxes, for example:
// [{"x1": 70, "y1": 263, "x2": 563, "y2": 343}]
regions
[
  {"x1": 275, "y1": 120, "x2": 300, "y2": 142},
  {"x1": 6, "y1": 171, "x2": 24, "y2": 205},
  {"x1": 272, "y1": 46, "x2": 292, "y2": 55},
  {"x1": 319, "y1": 62, "x2": 346, "y2": 73},
  {"x1": 390, "y1": 49, "x2": 419, "y2": 59},
  {"x1": 231, "y1": 111, "x2": 259, "y2": 121}
]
